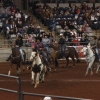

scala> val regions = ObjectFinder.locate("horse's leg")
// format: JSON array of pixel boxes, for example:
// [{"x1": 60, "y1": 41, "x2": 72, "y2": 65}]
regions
[
  {"x1": 96, "y1": 64, "x2": 100, "y2": 74},
  {"x1": 54, "y1": 59, "x2": 59, "y2": 71},
  {"x1": 8, "y1": 63, "x2": 13, "y2": 76},
  {"x1": 65, "y1": 57, "x2": 69, "y2": 68},
  {"x1": 34, "y1": 73, "x2": 40, "y2": 88},
  {"x1": 31, "y1": 71, "x2": 35, "y2": 85},
  {"x1": 85, "y1": 60, "x2": 94, "y2": 76},
  {"x1": 72, "y1": 57, "x2": 75, "y2": 67},
  {"x1": 17, "y1": 64, "x2": 21, "y2": 75},
  {"x1": 41, "y1": 66, "x2": 46, "y2": 82},
  {"x1": 22, "y1": 62, "x2": 25, "y2": 72},
  {"x1": 22, "y1": 54, "x2": 26, "y2": 71}
]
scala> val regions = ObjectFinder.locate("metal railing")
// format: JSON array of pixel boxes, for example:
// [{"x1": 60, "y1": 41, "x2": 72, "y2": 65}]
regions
[
  {"x1": 21, "y1": 92, "x2": 92, "y2": 100},
  {"x1": 0, "y1": 74, "x2": 92, "y2": 100},
  {"x1": 0, "y1": 74, "x2": 21, "y2": 100}
]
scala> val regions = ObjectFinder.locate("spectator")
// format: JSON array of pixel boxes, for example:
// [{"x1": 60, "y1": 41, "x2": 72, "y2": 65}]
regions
[
  {"x1": 3, "y1": 20, "x2": 10, "y2": 37},
  {"x1": 43, "y1": 96, "x2": 52, "y2": 100},
  {"x1": 0, "y1": 19, "x2": 3, "y2": 32},
  {"x1": 84, "y1": 24, "x2": 92, "y2": 34},
  {"x1": 15, "y1": 11, "x2": 21, "y2": 19},
  {"x1": 80, "y1": 35, "x2": 88, "y2": 46},
  {"x1": 48, "y1": 32, "x2": 54, "y2": 43},
  {"x1": 42, "y1": 35, "x2": 50, "y2": 55},
  {"x1": 0, "y1": 6, "x2": 5, "y2": 14}
]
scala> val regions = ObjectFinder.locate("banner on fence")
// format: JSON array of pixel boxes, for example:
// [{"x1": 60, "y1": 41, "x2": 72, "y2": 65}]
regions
[{"x1": 75, "y1": 46, "x2": 84, "y2": 58}]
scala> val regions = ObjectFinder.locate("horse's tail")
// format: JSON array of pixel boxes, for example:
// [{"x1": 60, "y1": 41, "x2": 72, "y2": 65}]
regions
[
  {"x1": 73, "y1": 47, "x2": 80, "y2": 63},
  {"x1": 55, "y1": 58, "x2": 59, "y2": 68}
]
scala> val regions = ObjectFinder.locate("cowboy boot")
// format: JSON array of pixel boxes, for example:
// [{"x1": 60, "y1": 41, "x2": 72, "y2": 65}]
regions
[{"x1": 6, "y1": 55, "x2": 11, "y2": 61}]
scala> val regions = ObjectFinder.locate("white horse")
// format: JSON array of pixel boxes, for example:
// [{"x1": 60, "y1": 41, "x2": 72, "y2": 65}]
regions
[
  {"x1": 28, "y1": 51, "x2": 47, "y2": 88},
  {"x1": 81, "y1": 46, "x2": 100, "y2": 76}
]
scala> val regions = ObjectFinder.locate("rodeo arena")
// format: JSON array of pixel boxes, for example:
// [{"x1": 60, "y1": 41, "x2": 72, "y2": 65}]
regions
[{"x1": 1, "y1": 0, "x2": 100, "y2": 100}]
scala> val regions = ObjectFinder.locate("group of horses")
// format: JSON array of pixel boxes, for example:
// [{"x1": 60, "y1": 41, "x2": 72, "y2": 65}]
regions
[{"x1": 7, "y1": 43, "x2": 100, "y2": 88}]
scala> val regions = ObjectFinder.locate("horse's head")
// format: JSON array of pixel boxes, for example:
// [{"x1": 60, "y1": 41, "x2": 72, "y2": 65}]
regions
[
  {"x1": 30, "y1": 51, "x2": 37, "y2": 60},
  {"x1": 11, "y1": 47, "x2": 20, "y2": 55},
  {"x1": 81, "y1": 46, "x2": 88, "y2": 56}
]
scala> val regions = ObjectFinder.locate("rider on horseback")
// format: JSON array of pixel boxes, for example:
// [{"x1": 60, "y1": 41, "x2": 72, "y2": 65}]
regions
[
  {"x1": 34, "y1": 38, "x2": 51, "y2": 71},
  {"x1": 6, "y1": 35, "x2": 24, "y2": 62},
  {"x1": 58, "y1": 35, "x2": 66, "y2": 58},
  {"x1": 89, "y1": 36, "x2": 100, "y2": 61}
]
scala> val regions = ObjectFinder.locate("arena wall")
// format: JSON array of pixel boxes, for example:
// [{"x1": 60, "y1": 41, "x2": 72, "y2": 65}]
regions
[{"x1": 0, "y1": 48, "x2": 32, "y2": 62}]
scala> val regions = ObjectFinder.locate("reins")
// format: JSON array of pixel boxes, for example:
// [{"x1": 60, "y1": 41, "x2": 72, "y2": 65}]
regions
[{"x1": 11, "y1": 55, "x2": 20, "y2": 59}]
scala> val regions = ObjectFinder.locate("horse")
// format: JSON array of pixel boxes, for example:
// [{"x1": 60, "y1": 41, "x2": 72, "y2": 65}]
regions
[
  {"x1": 49, "y1": 43, "x2": 80, "y2": 70},
  {"x1": 27, "y1": 51, "x2": 47, "y2": 88},
  {"x1": 8, "y1": 47, "x2": 26, "y2": 76},
  {"x1": 81, "y1": 46, "x2": 100, "y2": 75}
]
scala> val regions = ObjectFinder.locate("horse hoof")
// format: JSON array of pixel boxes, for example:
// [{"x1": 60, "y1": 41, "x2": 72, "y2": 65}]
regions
[
  {"x1": 27, "y1": 66, "x2": 30, "y2": 70},
  {"x1": 96, "y1": 72, "x2": 98, "y2": 74},
  {"x1": 62, "y1": 66, "x2": 66, "y2": 68},
  {"x1": 34, "y1": 86, "x2": 37, "y2": 88}
]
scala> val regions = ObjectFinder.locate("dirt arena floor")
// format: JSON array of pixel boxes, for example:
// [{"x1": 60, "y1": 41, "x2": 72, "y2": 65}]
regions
[{"x1": 0, "y1": 60, "x2": 100, "y2": 100}]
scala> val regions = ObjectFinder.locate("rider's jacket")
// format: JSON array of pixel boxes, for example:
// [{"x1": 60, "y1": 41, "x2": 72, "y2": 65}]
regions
[
  {"x1": 15, "y1": 39, "x2": 23, "y2": 47},
  {"x1": 89, "y1": 39, "x2": 97, "y2": 49},
  {"x1": 58, "y1": 37, "x2": 65, "y2": 46},
  {"x1": 34, "y1": 42, "x2": 44, "y2": 51},
  {"x1": 42, "y1": 38, "x2": 50, "y2": 46}
]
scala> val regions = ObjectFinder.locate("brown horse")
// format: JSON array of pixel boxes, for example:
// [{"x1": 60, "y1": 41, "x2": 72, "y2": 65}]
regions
[
  {"x1": 49, "y1": 43, "x2": 80, "y2": 70},
  {"x1": 8, "y1": 47, "x2": 26, "y2": 76}
]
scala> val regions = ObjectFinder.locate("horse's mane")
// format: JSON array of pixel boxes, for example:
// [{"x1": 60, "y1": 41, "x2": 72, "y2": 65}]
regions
[{"x1": 50, "y1": 43, "x2": 60, "y2": 51}]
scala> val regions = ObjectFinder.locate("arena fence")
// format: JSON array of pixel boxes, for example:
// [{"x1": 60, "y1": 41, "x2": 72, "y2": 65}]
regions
[
  {"x1": 0, "y1": 74, "x2": 92, "y2": 100},
  {"x1": 0, "y1": 41, "x2": 88, "y2": 62},
  {"x1": 0, "y1": 74, "x2": 22, "y2": 100},
  {"x1": 21, "y1": 92, "x2": 92, "y2": 100}
]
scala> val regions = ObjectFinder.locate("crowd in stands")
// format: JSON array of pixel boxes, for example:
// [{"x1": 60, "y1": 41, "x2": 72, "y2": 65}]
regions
[
  {"x1": 31, "y1": 2, "x2": 100, "y2": 46},
  {"x1": 0, "y1": 0, "x2": 100, "y2": 48},
  {"x1": 0, "y1": 0, "x2": 55, "y2": 48}
]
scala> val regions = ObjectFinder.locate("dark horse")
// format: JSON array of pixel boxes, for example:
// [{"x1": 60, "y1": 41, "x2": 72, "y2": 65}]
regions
[
  {"x1": 8, "y1": 47, "x2": 26, "y2": 76},
  {"x1": 49, "y1": 43, "x2": 80, "y2": 70}
]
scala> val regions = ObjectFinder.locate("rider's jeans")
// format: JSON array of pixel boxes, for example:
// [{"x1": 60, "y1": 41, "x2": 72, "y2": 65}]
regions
[
  {"x1": 40, "y1": 51, "x2": 49, "y2": 67},
  {"x1": 61, "y1": 45, "x2": 66, "y2": 56},
  {"x1": 45, "y1": 45, "x2": 50, "y2": 55},
  {"x1": 19, "y1": 47, "x2": 24, "y2": 61},
  {"x1": 95, "y1": 48, "x2": 100, "y2": 60}
]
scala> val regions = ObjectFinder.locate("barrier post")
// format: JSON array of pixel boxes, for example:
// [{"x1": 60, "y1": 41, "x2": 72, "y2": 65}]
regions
[{"x1": 17, "y1": 77, "x2": 22, "y2": 100}]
